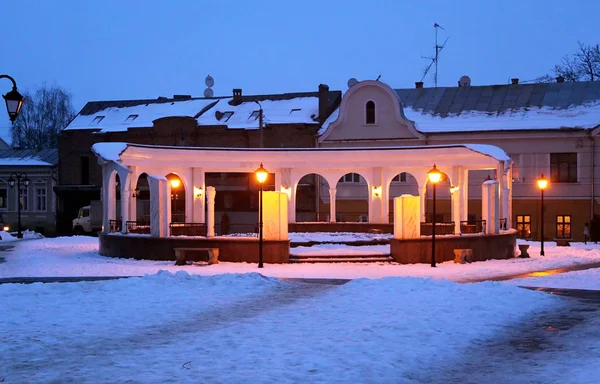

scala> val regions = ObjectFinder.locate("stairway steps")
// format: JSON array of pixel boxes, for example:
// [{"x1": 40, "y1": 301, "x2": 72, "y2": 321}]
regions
[{"x1": 289, "y1": 254, "x2": 394, "y2": 264}]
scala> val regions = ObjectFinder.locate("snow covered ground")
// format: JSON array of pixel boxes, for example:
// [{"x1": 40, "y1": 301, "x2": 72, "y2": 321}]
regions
[{"x1": 1, "y1": 233, "x2": 600, "y2": 383}]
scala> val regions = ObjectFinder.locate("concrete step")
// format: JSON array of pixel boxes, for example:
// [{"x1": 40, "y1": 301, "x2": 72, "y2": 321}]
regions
[{"x1": 289, "y1": 254, "x2": 394, "y2": 263}]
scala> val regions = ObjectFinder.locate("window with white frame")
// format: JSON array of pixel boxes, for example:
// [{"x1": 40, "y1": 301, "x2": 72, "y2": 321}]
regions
[
  {"x1": 0, "y1": 186, "x2": 7, "y2": 209},
  {"x1": 36, "y1": 187, "x2": 47, "y2": 211},
  {"x1": 338, "y1": 173, "x2": 363, "y2": 183},
  {"x1": 19, "y1": 186, "x2": 28, "y2": 211}
]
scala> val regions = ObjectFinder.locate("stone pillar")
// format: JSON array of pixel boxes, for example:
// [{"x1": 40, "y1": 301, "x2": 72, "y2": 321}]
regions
[
  {"x1": 393, "y1": 195, "x2": 420, "y2": 239},
  {"x1": 101, "y1": 166, "x2": 117, "y2": 234},
  {"x1": 149, "y1": 177, "x2": 167, "y2": 238},
  {"x1": 329, "y1": 188, "x2": 337, "y2": 223},
  {"x1": 206, "y1": 186, "x2": 216, "y2": 237},
  {"x1": 482, "y1": 179, "x2": 500, "y2": 234},
  {"x1": 192, "y1": 168, "x2": 205, "y2": 223},
  {"x1": 262, "y1": 191, "x2": 289, "y2": 240}
]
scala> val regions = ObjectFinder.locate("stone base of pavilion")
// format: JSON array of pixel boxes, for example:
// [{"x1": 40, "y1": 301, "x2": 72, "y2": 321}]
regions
[
  {"x1": 391, "y1": 229, "x2": 517, "y2": 264},
  {"x1": 99, "y1": 233, "x2": 291, "y2": 264}
]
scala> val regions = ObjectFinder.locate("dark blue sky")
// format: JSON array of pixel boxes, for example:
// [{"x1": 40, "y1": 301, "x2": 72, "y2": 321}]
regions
[{"x1": 1, "y1": 0, "x2": 599, "y2": 143}]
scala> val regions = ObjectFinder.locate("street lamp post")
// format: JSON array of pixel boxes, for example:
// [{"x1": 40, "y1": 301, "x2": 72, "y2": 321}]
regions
[
  {"x1": 8, "y1": 172, "x2": 30, "y2": 239},
  {"x1": 537, "y1": 174, "x2": 548, "y2": 256},
  {"x1": 428, "y1": 165, "x2": 442, "y2": 267},
  {"x1": 255, "y1": 163, "x2": 268, "y2": 268},
  {"x1": 1, "y1": 75, "x2": 25, "y2": 122}
]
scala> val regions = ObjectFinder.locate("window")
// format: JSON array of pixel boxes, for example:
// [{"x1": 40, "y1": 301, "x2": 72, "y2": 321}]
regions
[
  {"x1": 516, "y1": 215, "x2": 531, "y2": 238},
  {"x1": 124, "y1": 114, "x2": 138, "y2": 122},
  {"x1": 338, "y1": 173, "x2": 362, "y2": 183},
  {"x1": 290, "y1": 108, "x2": 301, "y2": 114},
  {"x1": 92, "y1": 116, "x2": 104, "y2": 124},
  {"x1": 19, "y1": 186, "x2": 28, "y2": 211},
  {"x1": 36, "y1": 187, "x2": 47, "y2": 211},
  {"x1": 221, "y1": 111, "x2": 234, "y2": 122},
  {"x1": 509, "y1": 154, "x2": 520, "y2": 182},
  {"x1": 550, "y1": 153, "x2": 577, "y2": 183},
  {"x1": 81, "y1": 156, "x2": 89, "y2": 185},
  {"x1": 391, "y1": 173, "x2": 407, "y2": 183},
  {"x1": 556, "y1": 215, "x2": 571, "y2": 239},
  {"x1": 366, "y1": 101, "x2": 375, "y2": 124},
  {"x1": 0, "y1": 187, "x2": 6, "y2": 209},
  {"x1": 249, "y1": 111, "x2": 260, "y2": 120}
]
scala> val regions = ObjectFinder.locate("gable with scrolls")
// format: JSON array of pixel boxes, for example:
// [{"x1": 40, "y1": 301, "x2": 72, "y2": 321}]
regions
[{"x1": 319, "y1": 80, "x2": 424, "y2": 143}]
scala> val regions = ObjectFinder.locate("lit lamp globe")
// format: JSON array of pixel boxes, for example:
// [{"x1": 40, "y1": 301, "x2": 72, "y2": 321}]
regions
[
  {"x1": 537, "y1": 174, "x2": 548, "y2": 190},
  {"x1": 170, "y1": 179, "x2": 181, "y2": 189},
  {"x1": 428, "y1": 164, "x2": 441, "y2": 184},
  {"x1": 255, "y1": 163, "x2": 268, "y2": 184}
]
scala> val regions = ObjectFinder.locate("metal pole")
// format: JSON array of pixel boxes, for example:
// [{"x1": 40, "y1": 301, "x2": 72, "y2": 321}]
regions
[
  {"x1": 540, "y1": 188, "x2": 545, "y2": 256},
  {"x1": 259, "y1": 181, "x2": 264, "y2": 268},
  {"x1": 431, "y1": 182, "x2": 437, "y2": 267},
  {"x1": 17, "y1": 178, "x2": 22, "y2": 239}
]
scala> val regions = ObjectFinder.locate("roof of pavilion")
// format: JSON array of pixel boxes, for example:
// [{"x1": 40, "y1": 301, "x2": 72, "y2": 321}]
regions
[{"x1": 92, "y1": 142, "x2": 509, "y2": 171}]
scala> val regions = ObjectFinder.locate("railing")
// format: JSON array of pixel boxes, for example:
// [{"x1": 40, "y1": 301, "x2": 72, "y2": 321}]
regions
[
  {"x1": 216, "y1": 222, "x2": 258, "y2": 236},
  {"x1": 295, "y1": 212, "x2": 330, "y2": 222},
  {"x1": 420, "y1": 222, "x2": 455, "y2": 236},
  {"x1": 127, "y1": 220, "x2": 150, "y2": 234},
  {"x1": 109, "y1": 220, "x2": 122, "y2": 233},
  {"x1": 460, "y1": 220, "x2": 486, "y2": 234},
  {"x1": 170, "y1": 222, "x2": 206, "y2": 236}
]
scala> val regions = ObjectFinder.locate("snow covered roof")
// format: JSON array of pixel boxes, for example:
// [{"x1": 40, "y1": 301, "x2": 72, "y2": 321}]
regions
[
  {"x1": 395, "y1": 81, "x2": 600, "y2": 132},
  {"x1": 0, "y1": 148, "x2": 58, "y2": 167},
  {"x1": 66, "y1": 90, "x2": 341, "y2": 133}
]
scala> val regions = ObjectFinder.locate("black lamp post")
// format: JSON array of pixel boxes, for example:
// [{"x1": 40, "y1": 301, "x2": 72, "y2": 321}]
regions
[
  {"x1": 255, "y1": 163, "x2": 268, "y2": 268},
  {"x1": 1, "y1": 75, "x2": 25, "y2": 122},
  {"x1": 8, "y1": 172, "x2": 30, "y2": 239},
  {"x1": 537, "y1": 174, "x2": 548, "y2": 256},
  {"x1": 428, "y1": 164, "x2": 442, "y2": 267}
]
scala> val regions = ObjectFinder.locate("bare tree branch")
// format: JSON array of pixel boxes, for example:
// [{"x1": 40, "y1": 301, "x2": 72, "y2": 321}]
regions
[
  {"x1": 10, "y1": 84, "x2": 76, "y2": 149},
  {"x1": 539, "y1": 42, "x2": 600, "y2": 82}
]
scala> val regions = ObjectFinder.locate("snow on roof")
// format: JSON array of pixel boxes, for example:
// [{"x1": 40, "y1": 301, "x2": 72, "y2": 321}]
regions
[
  {"x1": 197, "y1": 97, "x2": 319, "y2": 129},
  {"x1": 462, "y1": 144, "x2": 510, "y2": 162},
  {"x1": 91, "y1": 142, "x2": 127, "y2": 162},
  {"x1": 403, "y1": 102, "x2": 600, "y2": 133},
  {"x1": 0, "y1": 157, "x2": 53, "y2": 166},
  {"x1": 66, "y1": 99, "x2": 219, "y2": 132}
]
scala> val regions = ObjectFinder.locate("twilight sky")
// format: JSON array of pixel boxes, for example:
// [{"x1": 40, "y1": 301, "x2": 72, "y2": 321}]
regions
[{"x1": 1, "y1": 0, "x2": 599, "y2": 144}]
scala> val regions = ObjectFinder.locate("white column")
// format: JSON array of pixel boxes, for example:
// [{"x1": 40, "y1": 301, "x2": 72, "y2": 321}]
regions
[
  {"x1": 121, "y1": 185, "x2": 130, "y2": 234},
  {"x1": 482, "y1": 179, "x2": 500, "y2": 234},
  {"x1": 451, "y1": 166, "x2": 462, "y2": 235},
  {"x1": 206, "y1": 186, "x2": 216, "y2": 237},
  {"x1": 419, "y1": 186, "x2": 426, "y2": 223},
  {"x1": 394, "y1": 195, "x2": 420, "y2": 239},
  {"x1": 192, "y1": 168, "x2": 205, "y2": 223},
  {"x1": 460, "y1": 169, "x2": 469, "y2": 223},
  {"x1": 149, "y1": 177, "x2": 166, "y2": 238},
  {"x1": 287, "y1": 185, "x2": 296, "y2": 224},
  {"x1": 329, "y1": 188, "x2": 337, "y2": 223},
  {"x1": 101, "y1": 166, "x2": 116, "y2": 234},
  {"x1": 129, "y1": 167, "x2": 139, "y2": 224}
]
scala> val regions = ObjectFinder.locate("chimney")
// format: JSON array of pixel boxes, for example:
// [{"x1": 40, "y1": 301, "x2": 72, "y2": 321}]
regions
[
  {"x1": 232, "y1": 88, "x2": 243, "y2": 105},
  {"x1": 511, "y1": 78, "x2": 519, "y2": 85},
  {"x1": 318, "y1": 84, "x2": 329, "y2": 124},
  {"x1": 556, "y1": 76, "x2": 565, "y2": 83},
  {"x1": 415, "y1": 81, "x2": 424, "y2": 89},
  {"x1": 173, "y1": 94, "x2": 192, "y2": 100}
]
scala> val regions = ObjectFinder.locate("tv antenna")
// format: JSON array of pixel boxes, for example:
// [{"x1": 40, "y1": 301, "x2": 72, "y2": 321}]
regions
[{"x1": 421, "y1": 23, "x2": 449, "y2": 88}]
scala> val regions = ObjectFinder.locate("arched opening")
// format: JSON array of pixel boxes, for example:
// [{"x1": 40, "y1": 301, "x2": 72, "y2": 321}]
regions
[
  {"x1": 388, "y1": 172, "x2": 419, "y2": 223},
  {"x1": 134, "y1": 173, "x2": 150, "y2": 225},
  {"x1": 295, "y1": 173, "x2": 329, "y2": 222},
  {"x1": 335, "y1": 172, "x2": 368, "y2": 222},
  {"x1": 424, "y1": 171, "x2": 452, "y2": 235},
  {"x1": 166, "y1": 173, "x2": 185, "y2": 223},
  {"x1": 366, "y1": 100, "x2": 375, "y2": 124}
]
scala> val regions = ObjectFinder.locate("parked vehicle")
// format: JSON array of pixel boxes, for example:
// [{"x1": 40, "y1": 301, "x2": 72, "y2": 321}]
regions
[{"x1": 72, "y1": 200, "x2": 103, "y2": 235}]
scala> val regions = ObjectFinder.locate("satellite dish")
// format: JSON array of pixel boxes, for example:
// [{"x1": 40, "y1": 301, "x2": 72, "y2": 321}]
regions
[
  {"x1": 203, "y1": 88, "x2": 214, "y2": 98},
  {"x1": 459, "y1": 75, "x2": 471, "y2": 87},
  {"x1": 347, "y1": 78, "x2": 359, "y2": 88},
  {"x1": 205, "y1": 75, "x2": 215, "y2": 88}
]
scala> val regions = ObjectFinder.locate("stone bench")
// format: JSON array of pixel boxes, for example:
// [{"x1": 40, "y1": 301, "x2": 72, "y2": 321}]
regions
[
  {"x1": 174, "y1": 247, "x2": 219, "y2": 266},
  {"x1": 453, "y1": 249, "x2": 473, "y2": 264}
]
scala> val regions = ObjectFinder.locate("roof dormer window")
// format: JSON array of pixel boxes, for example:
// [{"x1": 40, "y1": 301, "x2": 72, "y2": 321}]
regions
[
  {"x1": 249, "y1": 110, "x2": 260, "y2": 120},
  {"x1": 290, "y1": 108, "x2": 301, "y2": 114},
  {"x1": 124, "y1": 114, "x2": 138, "y2": 122},
  {"x1": 222, "y1": 111, "x2": 234, "y2": 122},
  {"x1": 92, "y1": 116, "x2": 105, "y2": 124},
  {"x1": 366, "y1": 101, "x2": 375, "y2": 124}
]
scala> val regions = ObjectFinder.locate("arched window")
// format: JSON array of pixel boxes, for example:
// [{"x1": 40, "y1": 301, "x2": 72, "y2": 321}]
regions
[{"x1": 366, "y1": 101, "x2": 375, "y2": 124}]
